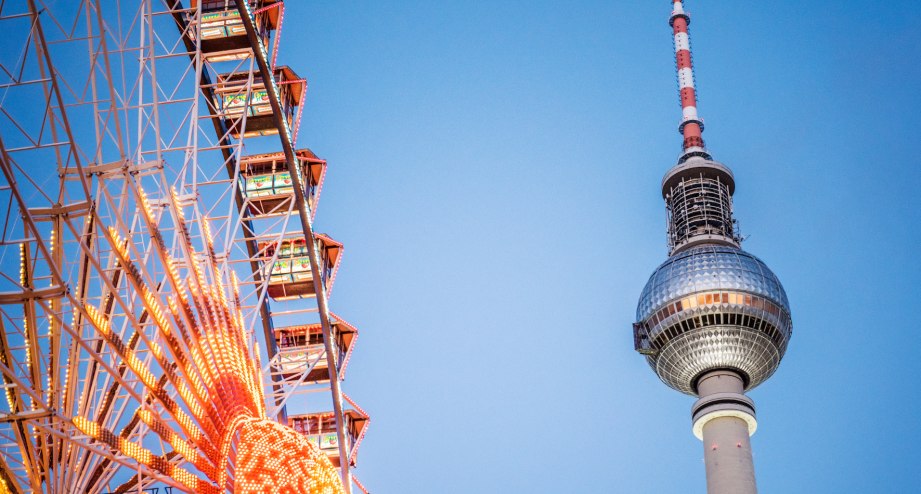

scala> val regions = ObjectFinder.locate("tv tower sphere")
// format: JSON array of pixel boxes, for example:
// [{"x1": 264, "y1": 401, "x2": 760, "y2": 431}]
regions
[
  {"x1": 631, "y1": 2, "x2": 794, "y2": 493},
  {"x1": 636, "y1": 241, "x2": 792, "y2": 395}
]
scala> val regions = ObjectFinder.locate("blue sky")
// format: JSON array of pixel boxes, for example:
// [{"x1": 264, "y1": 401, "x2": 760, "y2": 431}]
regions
[{"x1": 280, "y1": 1, "x2": 921, "y2": 492}]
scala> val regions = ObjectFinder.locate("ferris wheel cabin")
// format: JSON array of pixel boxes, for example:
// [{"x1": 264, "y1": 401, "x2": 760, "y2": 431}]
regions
[
  {"x1": 273, "y1": 318, "x2": 357, "y2": 382},
  {"x1": 214, "y1": 66, "x2": 304, "y2": 138},
  {"x1": 260, "y1": 234, "x2": 342, "y2": 301},
  {"x1": 239, "y1": 149, "x2": 326, "y2": 217},
  {"x1": 289, "y1": 409, "x2": 369, "y2": 467},
  {"x1": 186, "y1": 0, "x2": 281, "y2": 61}
]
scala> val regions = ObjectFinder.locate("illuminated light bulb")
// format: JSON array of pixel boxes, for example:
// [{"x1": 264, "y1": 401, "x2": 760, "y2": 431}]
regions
[
  {"x1": 72, "y1": 416, "x2": 99, "y2": 438},
  {"x1": 18, "y1": 244, "x2": 26, "y2": 286}
]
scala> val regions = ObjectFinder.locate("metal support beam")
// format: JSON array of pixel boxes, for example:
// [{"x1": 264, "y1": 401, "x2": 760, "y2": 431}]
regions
[
  {"x1": 232, "y1": 1, "x2": 352, "y2": 491},
  {"x1": 165, "y1": 0, "x2": 285, "y2": 415}
]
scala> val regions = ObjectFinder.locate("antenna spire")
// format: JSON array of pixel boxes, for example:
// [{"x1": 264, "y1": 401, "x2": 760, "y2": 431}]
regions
[{"x1": 670, "y1": 0, "x2": 708, "y2": 158}]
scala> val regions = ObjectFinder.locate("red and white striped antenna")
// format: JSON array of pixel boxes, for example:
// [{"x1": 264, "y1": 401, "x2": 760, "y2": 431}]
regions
[{"x1": 670, "y1": 0, "x2": 709, "y2": 159}]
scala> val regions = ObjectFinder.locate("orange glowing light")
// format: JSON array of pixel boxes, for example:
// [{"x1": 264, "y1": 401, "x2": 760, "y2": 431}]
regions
[
  {"x1": 233, "y1": 419, "x2": 344, "y2": 493},
  {"x1": 72, "y1": 186, "x2": 348, "y2": 493}
]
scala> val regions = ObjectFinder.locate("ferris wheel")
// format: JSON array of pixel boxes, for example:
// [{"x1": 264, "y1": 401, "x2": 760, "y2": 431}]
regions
[{"x1": 0, "y1": 1, "x2": 368, "y2": 492}]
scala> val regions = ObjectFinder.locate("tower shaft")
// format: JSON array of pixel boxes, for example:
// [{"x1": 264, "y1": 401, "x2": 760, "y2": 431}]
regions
[
  {"x1": 702, "y1": 417, "x2": 757, "y2": 494},
  {"x1": 693, "y1": 371, "x2": 759, "y2": 494}
]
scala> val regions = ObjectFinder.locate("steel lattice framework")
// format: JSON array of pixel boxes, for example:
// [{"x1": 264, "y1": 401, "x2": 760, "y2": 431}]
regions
[{"x1": 0, "y1": 0, "x2": 369, "y2": 492}]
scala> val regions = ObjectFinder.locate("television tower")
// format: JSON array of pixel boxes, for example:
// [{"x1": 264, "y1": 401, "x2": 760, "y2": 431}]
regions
[{"x1": 632, "y1": 2, "x2": 793, "y2": 493}]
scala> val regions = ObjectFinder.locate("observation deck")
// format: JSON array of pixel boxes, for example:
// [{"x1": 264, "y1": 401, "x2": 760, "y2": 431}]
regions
[{"x1": 633, "y1": 244, "x2": 792, "y2": 394}]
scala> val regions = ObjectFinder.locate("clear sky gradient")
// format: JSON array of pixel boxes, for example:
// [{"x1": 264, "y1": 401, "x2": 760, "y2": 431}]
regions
[{"x1": 279, "y1": 1, "x2": 920, "y2": 492}]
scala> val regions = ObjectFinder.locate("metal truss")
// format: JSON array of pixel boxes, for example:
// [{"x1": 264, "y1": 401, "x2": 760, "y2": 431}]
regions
[{"x1": 0, "y1": 0, "x2": 367, "y2": 492}]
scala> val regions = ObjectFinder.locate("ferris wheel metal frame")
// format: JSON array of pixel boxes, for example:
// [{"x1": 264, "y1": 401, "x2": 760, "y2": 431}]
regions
[{"x1": 0, "y1": 0, "x2": 369, "y2": 492}]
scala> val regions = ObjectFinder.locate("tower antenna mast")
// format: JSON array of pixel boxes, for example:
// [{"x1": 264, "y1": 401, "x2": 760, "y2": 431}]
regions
[{"x1": 670, "y1": 0, "x2": 708, "y2": 158}]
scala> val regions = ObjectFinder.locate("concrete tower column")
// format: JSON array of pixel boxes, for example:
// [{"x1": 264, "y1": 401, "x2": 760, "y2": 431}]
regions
[{"x1": 691, "y1": 370, "x2": 759, "y2": 494}]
